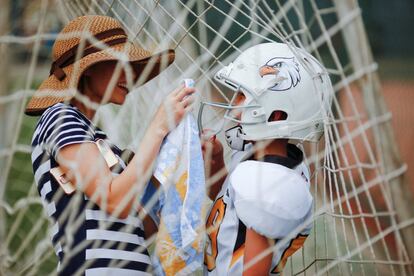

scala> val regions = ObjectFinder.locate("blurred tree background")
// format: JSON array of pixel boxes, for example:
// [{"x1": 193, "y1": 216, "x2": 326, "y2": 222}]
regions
[
  {"x1": 359, "y1": 0, "x2": 414, "y2": 79},
  {"x1": 360, "y1": 0, "x2": 414, "y2": 59}
]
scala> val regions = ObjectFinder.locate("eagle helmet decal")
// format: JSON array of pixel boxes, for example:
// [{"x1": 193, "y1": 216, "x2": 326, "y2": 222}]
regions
[{"x1": 259, "y1": 57, "x2": 301, "y2": 91}]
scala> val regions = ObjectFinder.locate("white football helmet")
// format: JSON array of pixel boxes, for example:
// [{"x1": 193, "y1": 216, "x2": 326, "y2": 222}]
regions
[{"x1": 198, "y1": 42, "x2": 333, "y2": 148}]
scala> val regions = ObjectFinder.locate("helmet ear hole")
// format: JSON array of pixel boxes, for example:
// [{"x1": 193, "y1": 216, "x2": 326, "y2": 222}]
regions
[{"x1": 268, "y1": 110, "x2": 287, "y2": 122}]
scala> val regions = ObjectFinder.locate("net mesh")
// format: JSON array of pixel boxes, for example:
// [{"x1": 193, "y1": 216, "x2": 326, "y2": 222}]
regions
[{"x1": 0, "y1": 0, "x2": 413, "y2": 275}]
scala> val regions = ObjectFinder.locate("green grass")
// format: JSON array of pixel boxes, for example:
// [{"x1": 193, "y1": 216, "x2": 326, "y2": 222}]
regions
[{"x1": 4, "y1": 114, "x2": 57, "y2": 275}]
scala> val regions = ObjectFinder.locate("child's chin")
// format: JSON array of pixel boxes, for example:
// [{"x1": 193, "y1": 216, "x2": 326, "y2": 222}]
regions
[
  {"x1": 110, "y1": 97, "x2": 125, "y2": 105},
  {"x1": 112, "y1": 92, "x2": 126, "y2": 105},
  {"x1": 113, "y1": 100, "x2": 125, "y2": 105}
]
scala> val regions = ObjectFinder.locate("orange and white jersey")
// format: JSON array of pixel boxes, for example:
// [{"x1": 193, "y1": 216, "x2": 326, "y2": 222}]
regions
[{"x1": 204, "y1": 145, "x2": 313, "y2": 275}]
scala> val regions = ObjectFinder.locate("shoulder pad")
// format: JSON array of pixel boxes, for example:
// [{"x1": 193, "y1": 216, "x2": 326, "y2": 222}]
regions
[{"x1": 230, "y1": 161, "x2": 313, "y2": 238}]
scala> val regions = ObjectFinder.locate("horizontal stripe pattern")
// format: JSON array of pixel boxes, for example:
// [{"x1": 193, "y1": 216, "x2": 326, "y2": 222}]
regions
[
  {"x1": 31, "y1": 103, "x2": 150, "y2": 275},
  {"x1": 34, "y1": 160, "x2": 50, "y2": 184},
  {"x1": 84, "y1": 258, "x2": 150, "y2": 273},
  {"x1": 45, "y1": 201, "x2": 56, "y2": 216},
  {"x1": 85, "y1": 219, "x2": 146, "y2": 239},
  {"x1": 51, "y1": 222, "x2": 59, "y2": 238},
  {"x1": 86, "y1": 229, "x2": 145, "y2": 245},
  {"x1": 54, "y1": 242, "x2": 62, "y2": 255},
  {"x1": 85, "y1": 209, "x2": 143, "y2": 228},
  {"x1": 40, "y1": 181, "x2": 51, "y2": 199},
  {"x1": 31, "y1": 144, "x2": 43, "y2": 162},
  {"x1": 86, "y1": 249, "x2": 151, "y2": 263},
  {"x1": 85, "y1": 267, "x2": 152, "y2": 276}
]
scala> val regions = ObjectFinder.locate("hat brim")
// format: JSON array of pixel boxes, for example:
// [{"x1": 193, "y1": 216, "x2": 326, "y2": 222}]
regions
[{"x1": 25, "y1": 43, "x2": 175, "y2": 116}]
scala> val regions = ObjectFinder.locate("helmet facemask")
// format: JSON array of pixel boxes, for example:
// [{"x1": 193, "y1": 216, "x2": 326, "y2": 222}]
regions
[
  {"x1": 198, "y1": 72, "x2": 264, "y2": 141},
  {"x1": 198, "y1": 42, "x2": 333, "y2": 148}
]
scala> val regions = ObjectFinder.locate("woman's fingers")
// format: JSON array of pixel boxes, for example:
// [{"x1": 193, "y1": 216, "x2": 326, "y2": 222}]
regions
[
  {"x1": 170, "y1": 84, "x2": 184, "y2": 96},
  {"x1": 175, "y1": 87, "x2": 195, "y2": 102},
  {"x1": 155, "y1": 85, "x2": 197, "y2": 135},
  {"x1": 180, "y1": 94, "x2": 195, "y2": 108}
]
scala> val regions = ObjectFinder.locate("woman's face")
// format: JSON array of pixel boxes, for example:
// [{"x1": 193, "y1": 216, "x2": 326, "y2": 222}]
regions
[{"x1": 82, "y1": 61, "x2": 136, "y2": 105}]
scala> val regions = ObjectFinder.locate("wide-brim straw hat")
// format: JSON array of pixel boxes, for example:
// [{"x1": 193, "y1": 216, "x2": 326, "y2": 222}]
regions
[{"x1": 25, "y1": 15, "x2": 175, "y2": 116}]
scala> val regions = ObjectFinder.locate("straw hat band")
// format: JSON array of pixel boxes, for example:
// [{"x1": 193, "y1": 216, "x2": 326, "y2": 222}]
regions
[{"x1": 50, "y1": 28, "x2": 127, "y2": 81}]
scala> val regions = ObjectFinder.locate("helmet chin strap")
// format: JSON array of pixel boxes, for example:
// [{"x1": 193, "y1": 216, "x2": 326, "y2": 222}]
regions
[{"x1": 224, "y1": 125, "x2": 248, "y2": 151}]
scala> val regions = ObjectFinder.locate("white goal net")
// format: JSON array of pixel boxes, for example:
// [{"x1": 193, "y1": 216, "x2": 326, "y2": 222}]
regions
[{"x1": 0, "y1": 0, "x2": 413, "y2": 275}]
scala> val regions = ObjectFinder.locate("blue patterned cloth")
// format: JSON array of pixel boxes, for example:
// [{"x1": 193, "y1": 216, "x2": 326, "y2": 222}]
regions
[{"x1": 142, "y1": 114, "x2": 206, "y2": 275}]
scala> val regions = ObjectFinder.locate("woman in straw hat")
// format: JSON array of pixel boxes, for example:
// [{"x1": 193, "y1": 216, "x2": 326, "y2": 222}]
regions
[{"x1": 28, "y1": 15, "x2": 195, "y2": 275}]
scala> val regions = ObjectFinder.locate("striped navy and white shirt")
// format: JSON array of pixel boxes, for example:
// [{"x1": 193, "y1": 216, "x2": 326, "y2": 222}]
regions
[{"x1": 31, "y1": 103, "x2": 152, "y2": 276}]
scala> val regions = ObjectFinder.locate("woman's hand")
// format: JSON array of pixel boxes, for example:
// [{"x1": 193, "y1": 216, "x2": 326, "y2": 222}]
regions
[{"x1": 152, "y1": 85, "x2": 196, "y2": 137}]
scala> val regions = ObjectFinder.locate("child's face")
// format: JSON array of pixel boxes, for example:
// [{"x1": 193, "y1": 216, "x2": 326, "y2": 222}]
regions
[
  {"x1": 231, "y1": 92, "x2": 246, "y2": 120},
  {"x1": 234, "y1": 92, "x2": 246, "y2": 106}
]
